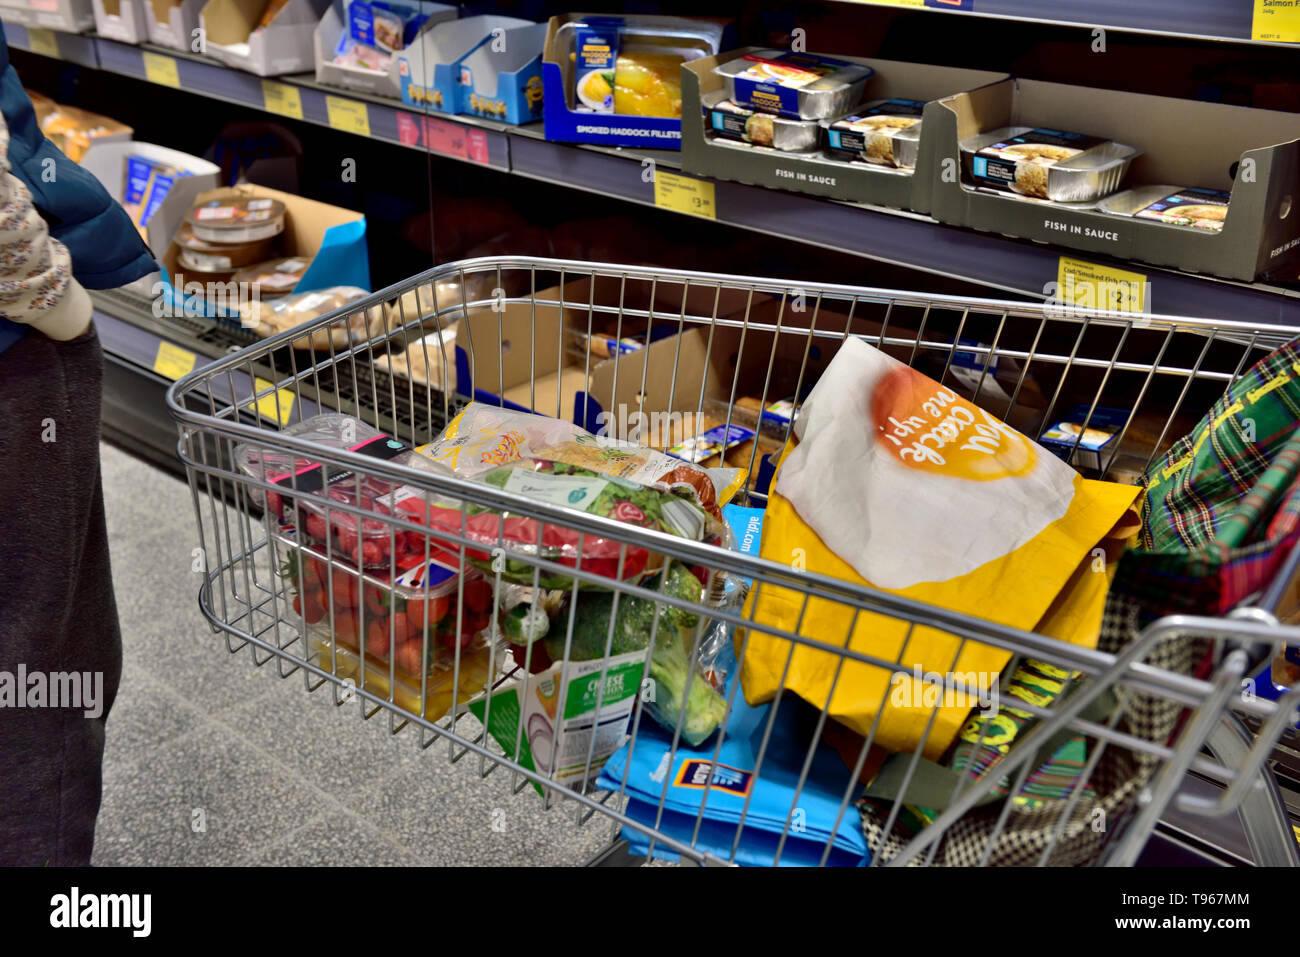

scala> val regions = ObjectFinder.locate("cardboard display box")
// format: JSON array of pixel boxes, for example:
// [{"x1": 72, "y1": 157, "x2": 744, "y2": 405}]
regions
[
  {"x1": 681, "y1": 50, "x2": 1007, "y2": 213},
  {"x1": 93, "y1": 0, "x2": 147, "y2": 41},
  {"x1": 452, "y1": 284, "x2": 592, "y2": 421},
  {"x1": 455, "y1": 20, "x2": 546, "y2": 125},
  {"x1": 158, "y1": 183, "x2": 368, "y2": 319},
  {"x1": 201, "y1": 0, "x2": 330, "y2": 76},
  {"x1": 541, "y1": 13, "x2": 723, "y2": 150},
  {"x1": 145, "y1": 0, "x2": 202, "y2": 50},
  {"x1": 314, "y1": 0, "x2": 456, "y2": 100},
  {"x1": 80, "y1": 139, "x2": 222, "y2": 256},
  {"x1": 396, "y1": 14, "x2": 532, "y2": 114},
  {"x1": 0, "y1": 0, "x2": 95, "y2": 31},
  {"x1": 929, "y1": 78, "x2": 1300, "y2": 282}
]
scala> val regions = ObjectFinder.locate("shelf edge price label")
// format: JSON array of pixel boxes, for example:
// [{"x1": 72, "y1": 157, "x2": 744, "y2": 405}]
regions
[
  {"x1": 261, "y1": 81, "x2": 303, "y2": 121},
  {"x1": 142, "y1": 52, "x2": 181, "y2": 88},
  {"x1": 1253, "y1": 0, "x2": 1300, "y2": 42},
  {"x1": 1055, "y1": 256, "x2": 1148, "y2": 316},
  {"x1": 26, "y1": 28, "x2": 59, "y2": 58},
  {"x1": 654, "y1": 170, "x2": 716, "y2": 220},
  {"x1": 248, "y1": 376, "x2": 295, "y2": 425},
  {"x1": 153, "y1": 341, "x2": 196, "y2": 381},
  {"x1": 326, "y1": 96, "x2": 370, "y2": 137}
]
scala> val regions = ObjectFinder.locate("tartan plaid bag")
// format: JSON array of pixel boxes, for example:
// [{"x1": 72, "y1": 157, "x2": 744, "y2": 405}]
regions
[{"x1": 858, "y1": 336, "x2": 1300, "y2": 866}]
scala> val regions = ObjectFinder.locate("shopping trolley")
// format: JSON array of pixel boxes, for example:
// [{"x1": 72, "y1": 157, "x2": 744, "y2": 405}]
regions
[{"x1": 166, "y1": 256, "x2": 1300, "y2": 866}]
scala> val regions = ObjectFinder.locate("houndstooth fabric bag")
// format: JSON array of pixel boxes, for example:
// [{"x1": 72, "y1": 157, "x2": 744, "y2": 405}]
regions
[{"x1": 857, "y1": 593, "x2": 1206, "y2": 866}]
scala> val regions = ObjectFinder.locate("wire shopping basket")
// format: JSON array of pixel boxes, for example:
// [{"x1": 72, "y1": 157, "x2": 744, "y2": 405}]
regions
[{"x1": 166, "y1": 256, "x2": 1300, "y2": 867}]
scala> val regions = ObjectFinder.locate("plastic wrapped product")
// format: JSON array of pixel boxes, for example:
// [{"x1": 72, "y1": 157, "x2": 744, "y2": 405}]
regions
[
  {"x1": 186, "y1": 197, "x2": 287, "y2": 243},
  {"x1": 418, "y1": 457, "x2": 728, "y2": 588},
  {"x1": 235, "y1": 413, "x2": 445, "y2": 569},
  {"x1": 1099, "y1": 185, "x2": 1230, "y2": 232},
  {"x1": 416, "y1": 404, "x2": 743, "y2": 517},
  {"x1": 961, "y1": 127, "x2": 1139, "y2": 202},
  {"x1": 823, "y1": 99, "x2": 926, "y2": 168},
  {"x1": 233, "y1": 256, "x2": 313, "y2": 298},
  {"x1": 175, "y1": 224, "x2": 279, "y2": 271},
  {"x1": 714, "y1": 49, "x2": 873, "y2": 120},
  {"x1": 704, "y1": 94, "x2": 820, "y2": 152},
  {"x1": 238, "y1": 286, "x2": 377, "y2": 349}
]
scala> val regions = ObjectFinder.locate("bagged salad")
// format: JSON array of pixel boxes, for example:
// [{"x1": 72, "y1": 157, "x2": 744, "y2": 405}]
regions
[{"x1": 409, "y1": 405, "x2": 740, "y2": 587}]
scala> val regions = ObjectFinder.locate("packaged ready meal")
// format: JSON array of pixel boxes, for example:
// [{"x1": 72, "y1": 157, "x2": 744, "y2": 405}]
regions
[
  {"x1": 741, "y1": 337, "x2": 1140, "y2": 759},
  {"x1": 824, "y1": 99, "x2": 925, "y2": 168},
  {"x1": 714, "y1": 49, "x2": 874, "y2": 120},
  {"x1": 564, "y1": 16, "x2": 718, "y2": 119},
  {"x1": 1099, "y1": 185, "x2": 1231, "y2": 232},
  {"x1": 961, "y1": 126, "x2": 1139, "y2": 202},
  {"x1": 704, "y1": 95, "x2": 821, "y2": 152}
]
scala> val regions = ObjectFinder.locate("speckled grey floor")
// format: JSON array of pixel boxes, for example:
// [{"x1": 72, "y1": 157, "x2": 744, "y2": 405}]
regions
[{"x1": 94, "y1": 441, "x2": 625, "y2": 866}]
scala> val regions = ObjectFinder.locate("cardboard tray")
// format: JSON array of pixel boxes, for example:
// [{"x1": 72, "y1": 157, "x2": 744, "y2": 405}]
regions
[
  {"x1": 313, "y1": 0, "x2": 456, "y2": 100},
  {"x1": 159, "y1": 183, "x2": 368, "y2": 319},
  {"x1": 928, "y1": 78, "x2": 1300, "y2": 282},
  {"x1": 79, "y1": 139, "x2": 222, "y2": 257},
  {"x1": 395, "y1": 13, "x2": 532, "y2": 114},
  {"x1": 455, "y1": 20, "x2": 546, "y2": 125},
  {"x1": 93, "y1": 0, "x2": 147, "y2": 41},
  {"x1": 540, "y1": 13, "x2": 724, "y2": 150},
  {"x1": 144, "y1": 0, "x2": 202, "y2": 50},
  {"x1": 201, "y1": 0, "x2": 330, "y2": 76},
  {"x1": 682, "y1": 49, "x2": 1007, "y2": 213},
  {"x1": 0, "y1": 0, "x2": 95, "y2": 31}
]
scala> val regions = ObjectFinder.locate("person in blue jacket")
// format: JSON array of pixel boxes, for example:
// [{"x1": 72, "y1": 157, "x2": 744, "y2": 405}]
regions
[{"x1": 0, "y1": 21, "x2": 158, "y2": 865}]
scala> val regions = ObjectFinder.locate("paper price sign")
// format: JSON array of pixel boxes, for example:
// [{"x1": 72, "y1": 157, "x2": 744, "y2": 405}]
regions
[
  {"x1": 1056, "y1": 257, "x2": 1147, "y2": 314},
  {"x1": 654, "y1": 171, "x2": 717, "y2": 220},
  {"x1": 247, "y1": 377, "x2": 295, "y2": 425},
  {"x1": 153, "y1": 341, "x2": 197, "y2": 381},
  {"x1": 326, "y1": 96, "x2": 371, "y2": 137},
  {"x1": 143, "y1": 52, "x2": 181, "y2": 88},
  {"x1": 261, "y1": 81, "x2": 303, "y2": 120},
  {"x1": 26, "y1": 28, "x2": 59, "y2": 58},
  {"x1": 1253, "y1": 0, "x2": 1300, "y2": 42}
]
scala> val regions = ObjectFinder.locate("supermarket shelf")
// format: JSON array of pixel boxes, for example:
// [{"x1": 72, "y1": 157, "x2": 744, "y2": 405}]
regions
[
  {"x1": 847, "y1": 0, "x2": 1300, "y2": 48},
  {"x1": 90, "y1": 37, "x2": 511, "y2": 170},
  {"x1": 2, "y1": 20, "x2": 98, "y2": 66},
  {"x1": 509, "y1": 130, "x2": 1300, "y2": 327},
  {"x1": 11, "y1": 23, "x2": 1300, "y2": 328}
]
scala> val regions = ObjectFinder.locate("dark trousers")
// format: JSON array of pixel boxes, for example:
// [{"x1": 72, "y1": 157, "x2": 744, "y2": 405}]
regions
[{"x1": 0, "y1": 325, "x2": 122, "y2": 865}]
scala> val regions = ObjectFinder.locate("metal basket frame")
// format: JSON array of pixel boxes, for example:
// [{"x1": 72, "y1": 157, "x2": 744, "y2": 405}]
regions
[{"x1": 166, "y1": 256, "x2": 1300, "y2": 867}]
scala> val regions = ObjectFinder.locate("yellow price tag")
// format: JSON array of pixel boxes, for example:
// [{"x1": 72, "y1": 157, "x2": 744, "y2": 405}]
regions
[
  {"x1": 261, "y1": 81, "x2": 303, "y2": 120},
  {"x1": 26, "y1": 28, "x2": 59, "y2": 58},
  {"x1": 854, "y1": 0, "x2": 924, "y2": 6},
  {"x1": 1253, "y1": 0, "x2": 1300, "y2": 41},
  {"x1": 1056, "y1": 256, "x2": 1147, "y2": 314},
  {"x1": 153, "y1": 341, "x2": 197, "y2": 381},
  {"x1": 654, "y1": 170, "x2": 716, "y2": 220},
  {"x1": 143, "y1": 52, "x2": 181, "y2": 88},
  {"x1": 326, "y1": 96, "x2": 371, "y2": 137},
  {"x1": 248, "y1": 376, "x2": 295, "y2": 425}
]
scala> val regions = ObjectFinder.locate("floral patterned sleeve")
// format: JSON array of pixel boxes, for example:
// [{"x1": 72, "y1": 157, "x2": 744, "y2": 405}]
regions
[{"x1": 0, "y1": 106, "x2": 90, "y2": 340}]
